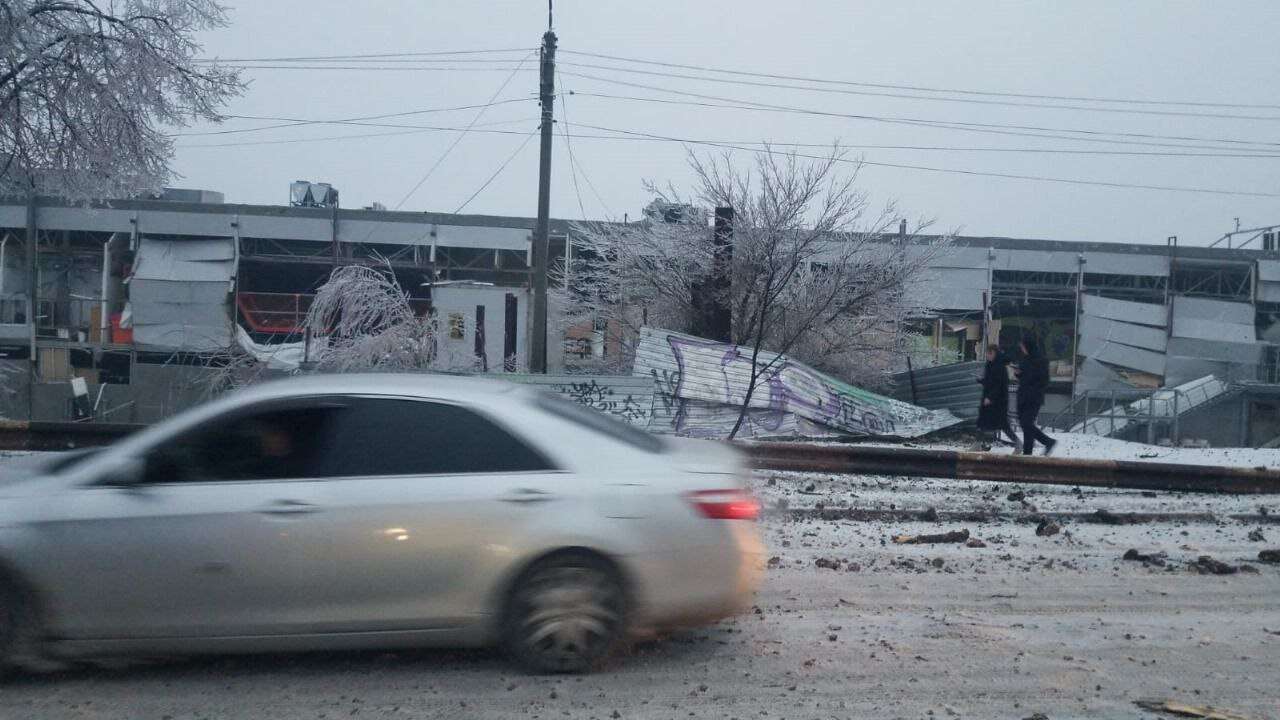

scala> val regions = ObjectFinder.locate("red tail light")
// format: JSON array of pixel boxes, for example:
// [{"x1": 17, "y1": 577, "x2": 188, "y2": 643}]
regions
[{"x1": 686, "y1": 489, "x2": 761, "y2": 520}]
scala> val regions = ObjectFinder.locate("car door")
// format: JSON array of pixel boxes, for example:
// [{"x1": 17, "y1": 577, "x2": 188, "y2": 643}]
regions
[
  {"x1": 31, "y1": 399, "x2": 342, "y2": 640},
  {"x1": 302, "y1": 395, "x2": 570, "y2": 632}
]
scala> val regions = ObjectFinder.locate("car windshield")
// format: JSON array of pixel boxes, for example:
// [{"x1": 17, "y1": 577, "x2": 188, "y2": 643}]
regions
[{"x1": 531, "y1": 390, "x2": 664, "y2": 453}]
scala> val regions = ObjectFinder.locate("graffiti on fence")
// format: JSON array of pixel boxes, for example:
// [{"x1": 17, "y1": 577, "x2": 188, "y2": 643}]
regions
[
  {"x1": 551, "y1": 379, "x2": 651, "y2": 424},
  {"x1": 634, "y1": 327, "x2": 960, "y2": 438}
]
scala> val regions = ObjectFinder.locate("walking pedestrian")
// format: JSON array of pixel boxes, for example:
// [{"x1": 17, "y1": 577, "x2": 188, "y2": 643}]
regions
[
  {"x1": 976, "y1": 344, "x2": 1019, "y2": 447},
  {"x1": 1014, "y1": 334, "x2": 1056, "y2": 456}
]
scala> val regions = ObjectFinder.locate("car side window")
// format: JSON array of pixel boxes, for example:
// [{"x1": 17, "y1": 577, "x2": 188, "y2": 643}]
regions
[
  {"x1": 320, "y1": 397, "x2": 556, "y2": 477},
  {"x1": 143, "y1": 404, "x2": 337, "y2": 484}
]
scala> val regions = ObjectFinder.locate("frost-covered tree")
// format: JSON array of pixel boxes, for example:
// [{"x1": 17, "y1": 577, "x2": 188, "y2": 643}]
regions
[
  {"x1": 0, "y1": 0, "x2": 242, "y2": 200},
  {"x1": 560, "y1": 146, "x2": 948, "y2": 438}
]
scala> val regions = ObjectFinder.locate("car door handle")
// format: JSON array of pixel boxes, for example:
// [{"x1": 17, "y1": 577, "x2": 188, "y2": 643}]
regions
[
  {"x1": 499, "y1": 488, "x2": 556, "y2": 505},
  {"x1": 257, "y1": 499, "x2": 321, "y2": 516}
]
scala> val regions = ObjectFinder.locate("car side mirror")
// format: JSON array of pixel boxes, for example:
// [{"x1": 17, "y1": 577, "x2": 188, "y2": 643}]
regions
[{"x1": 98, "y1": 457, "x2": 146, "y2": 488}]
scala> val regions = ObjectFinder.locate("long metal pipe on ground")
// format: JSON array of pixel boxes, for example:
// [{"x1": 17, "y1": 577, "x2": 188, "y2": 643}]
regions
[
  {"x1": 4, "y1": 423, "x2": 1280, "y2": 494},
  {"x1": 743, "y1": 442, "x2": 1280, "y2": 495}
]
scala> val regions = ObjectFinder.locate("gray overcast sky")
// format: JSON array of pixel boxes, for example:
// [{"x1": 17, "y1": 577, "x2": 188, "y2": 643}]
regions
[{"x1": 174, "y1": 1, "x2": 1280, "y2": 246}]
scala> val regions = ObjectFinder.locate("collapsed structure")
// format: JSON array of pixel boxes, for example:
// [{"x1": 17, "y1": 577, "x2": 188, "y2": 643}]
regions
[{"x1": 2, "y1": 185, "x2": 1279, "y2": 444}]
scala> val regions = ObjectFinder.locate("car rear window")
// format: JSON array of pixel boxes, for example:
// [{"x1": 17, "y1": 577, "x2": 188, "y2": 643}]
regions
[{"x1": 532, "y1": 390, "x2": 665, "y2": 453}]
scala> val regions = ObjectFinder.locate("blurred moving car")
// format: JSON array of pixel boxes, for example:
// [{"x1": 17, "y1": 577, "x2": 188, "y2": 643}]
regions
[{"x1": 0, "y1": 375, "x2": 763, "y2": 673}]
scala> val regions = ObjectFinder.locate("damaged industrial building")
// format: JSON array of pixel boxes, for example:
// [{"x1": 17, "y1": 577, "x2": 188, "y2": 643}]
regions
[{"x1": 2, "y1": 184, "x2": 1279, "y2": 447}]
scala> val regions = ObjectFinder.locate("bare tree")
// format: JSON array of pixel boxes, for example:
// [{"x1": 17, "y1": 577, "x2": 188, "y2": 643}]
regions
[
  {"x1": 1, "y1": 0, "x2": 242, "y2": 200},
  {"x1": 562, "y1": 146, "x2": 948, "y2": 438}
]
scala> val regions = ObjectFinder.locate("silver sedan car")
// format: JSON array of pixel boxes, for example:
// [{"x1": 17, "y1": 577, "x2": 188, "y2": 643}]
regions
[{"x1": 0, "y1": 374, "x2": 763, "y2": 673}]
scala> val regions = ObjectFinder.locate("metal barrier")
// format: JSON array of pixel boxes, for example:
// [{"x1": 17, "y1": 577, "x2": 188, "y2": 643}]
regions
[{"x1": 1050, "y1": 388, "x2": 1186, "y2": 445}]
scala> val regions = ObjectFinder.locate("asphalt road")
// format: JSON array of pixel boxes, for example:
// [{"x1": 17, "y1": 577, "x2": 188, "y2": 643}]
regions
[{"x1": 3, "y1": 492, "x2": 1278, "y2": 720}]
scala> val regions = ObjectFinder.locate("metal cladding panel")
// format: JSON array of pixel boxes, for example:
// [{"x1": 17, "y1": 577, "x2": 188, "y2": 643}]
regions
[
  {"x1": 1260, "y1": 282, "x2": 1280, "y2": 303},
  {"x1": 889, "y1": 360, "x2": 984, "y2": 418},
  {"x1": 1087, "y1": 342, "x2": 1166, "y2": 376},
  {"x1": 337, "y1": 219, "x2": 434, "y2": 246},
  {"x1": 1167, "y1": 337, "x2": 1261, "y2": 365},
  {"x1": 1074, "y1": 357, "x2": 1134, "y2": 393},
  {"x1": 1171, "y1": 316, "x2": 1255, "y2": 344},
  {"x1": 1079, "y1": 315, "x2": 1167, "y2": 352},
  {"x1": 996, "y1": 249, "x2": 1080, "y2": 273},
  {"x1": 1164, "y1": 356, "x2": 1233, "y2": 387},
  {"x1": 36, "y1": 206, "x2": 135, "y2": 232},
  {"x1": 131, "y1": 277, "x2": 231, "y2": 351},
  {"x1": 919, "y1": 266, "x2": 988, "y2": 310},
  {"x1": 1081, "y1": 294, "x2": 1167, "y2": 327},
  {"x1": 632, "y1": 327, "x2": 961, "y2": 438},
  {"x1": 138, "y1": 209, "x2": 236, "y2": 237},
  {"x1": 1259, "y1": 260, "x2": 1280, "y2": 282},
  {"x1": 1172, "y1": 296, "x2": 1255, "y2": 325},
  {"x1": 0, "y1": 205, "x2": 26, "y2": 228},
  {"x1": 132, "y1": 238, "x2": 235, "y2": 282},
  {"x1": 927, "y1": 246, "x2": 991, "y2": 269},
  {"x1": 130, "y1": 278, "x2": 229, "y2": 306},
  {"x1": 433, "y1": 224, "x2": 531, "y2": 251},
  {"x1": 237, "y1": 213, "x2": 331, "y2": 242},
  {"x1": 1081, "y1": 252, "x2": 1169, "y2": 277}
]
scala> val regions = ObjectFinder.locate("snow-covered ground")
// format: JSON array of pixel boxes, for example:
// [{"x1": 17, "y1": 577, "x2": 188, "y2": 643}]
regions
[{"x1": 857, "y1": 430, "x2": 1280, "y2": 468}]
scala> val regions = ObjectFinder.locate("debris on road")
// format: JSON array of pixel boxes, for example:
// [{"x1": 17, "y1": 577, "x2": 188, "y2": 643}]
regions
[
  {"x1": 1257, "y1": 549, "x2": 1280, "y2": 564},
  {"x1": 1190, "y1": 556, "x2": 1239, "y2": 575},
  {"x1": 1133, "y1": 698, "x2": 1253, "y2": 720},
  {"x1": 892, "y1": 529, "x2": 970, "y2": 545},
  {"x1": 1246, "y1": 528, "x2": 1266, "y2": 542},
  {"x1": 919, "y1": 506, "x2": 939, "y2": 522},
  {"x1": 1007, "y1": 491, "x2": 1026, "y2": 502},
  {"x1": 815, "y1": 557, "x2": 843, "y2": 570},
  {"x1": 1122, "y1": 549, "x2": 1168, "y2": 567},
  {"x1": 1035, "y1": 519, "x2": 1062, "y2": 537},
  {"x1": 1092, "y1": 508, "x2": 1137, "y2": 525},
  {"x1": 966, "y1": 538, "x2": 988, "y2": 548}
]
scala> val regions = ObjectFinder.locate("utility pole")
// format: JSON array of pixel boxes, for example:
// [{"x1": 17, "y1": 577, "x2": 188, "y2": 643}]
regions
[{"x1": 529, "y1": 12, "x2": 557, "y2": 373}]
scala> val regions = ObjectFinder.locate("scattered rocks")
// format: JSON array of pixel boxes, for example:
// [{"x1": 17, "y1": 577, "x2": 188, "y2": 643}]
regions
[
  {"x1": 1006, "y1": 491, "x2": 1026, "y2": 502},
  {"x1": 918, "y1": 507, "x2": 939, "y2": 522},
  {"x1": 1122, "y1": 549, "x2": 1167, "y2": 567},
  {"x1": 1257, "y1": 549, "x2": 1280, "y2": 564},
  {"x1": 1035, "y1": 519, "x2": 1061, "y2": 537},
  {"x1": 767, "y1": 556, "x2": 783, "y2": 568},
  {"x1": 1092, "y1": 508, "x2": 1135, "y2": 525},
  {"x1": 966, "y1": 538, "x2": 988, "y2": 548},
  {"x1": 1022, "y1": 713, "x2": 1049, "y2": 720},
  {"x1": 1247, "y1": 528, "x2": 1266, "y2": 543},
  {"x1": 815, "y1": 557, "x2": 843, "y2": 571},
  {"x1": 930, "y1": 557, "x2": 945, "y2": 569}
]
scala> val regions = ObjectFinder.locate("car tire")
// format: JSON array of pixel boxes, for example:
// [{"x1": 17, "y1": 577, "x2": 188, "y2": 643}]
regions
[{"x1": 502, "y1": 552, "x2": 627, "y2": 674}]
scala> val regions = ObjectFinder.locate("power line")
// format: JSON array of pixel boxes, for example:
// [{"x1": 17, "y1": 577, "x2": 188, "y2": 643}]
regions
[
  {"x1": 172, "y1": 98, "x2": 534, "y2": 137},
  {"x1": 196, "y1": 48, "x2": 534, "y2": 62},
  {"x1": 176, "y1": 120, "x2": 537, "y2": 148},
  {"x1": 569, "y1": 90, "x2": 1280, "y2": 153},
  {"x1": 556, "y1": 69, "x2": 588, "y2": 218},
  {"x1": 453, "y1": 130, "x2": 539, "y2": 213},
  {"x1": 217, "y1": 64, "x2": 535, "y2": 72},
  {"x1": 393, "y1": 51, "x2": 536, "y2": 210},
  {"x1": 565, "y1": 122, "x2": 1280, "y2": 198},
  {"x1": 560, "y1": 49, "x2": 1280, "y2": 111},
  {"x1": 556, "y1": 60, "x2": 1280, "y2": 122},
  {"x1": 560, "y1": 71, "x2": 1280, "y2": 149},
  {"x1": 173, "y1": 111, "x2": 1280, "y2": 159}
]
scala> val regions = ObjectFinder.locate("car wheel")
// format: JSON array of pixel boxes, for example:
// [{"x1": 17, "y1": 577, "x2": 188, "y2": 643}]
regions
[{"x1": 503, "y1": 553, "x2": 626, "y2": 674}]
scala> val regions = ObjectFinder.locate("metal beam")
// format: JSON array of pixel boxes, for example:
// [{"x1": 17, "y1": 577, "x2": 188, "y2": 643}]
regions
[{"x1": 744, "y1": 442, "x2": 1280, "y2": 494}]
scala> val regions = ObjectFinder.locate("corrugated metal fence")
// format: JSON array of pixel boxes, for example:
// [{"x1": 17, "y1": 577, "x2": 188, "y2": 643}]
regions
[{"x1": 891, "y1": 360, "x2": 984, "y2": 420}]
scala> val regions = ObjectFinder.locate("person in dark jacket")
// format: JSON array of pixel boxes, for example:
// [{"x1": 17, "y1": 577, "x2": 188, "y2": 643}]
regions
[
  {"x1": 1013, "y1": 334, "x2": 1056, "y2": 456},
  {"x1": 976, "y1": 345, "x2": 1019, "y2": 446}
]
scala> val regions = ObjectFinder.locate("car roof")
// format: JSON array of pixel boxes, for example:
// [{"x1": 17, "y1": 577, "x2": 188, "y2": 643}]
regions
[{"x1": 231, "y1": 372, "x2": 525, "y2": 405}]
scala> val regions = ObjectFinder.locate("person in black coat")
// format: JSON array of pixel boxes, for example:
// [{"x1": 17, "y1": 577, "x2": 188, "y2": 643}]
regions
[
  {"x1": 976, "y1": 345, "x2": 1019, "y2": 446},
  {"x1": 1013, "y1": 334, "x2": 1056, "y2": 456}
]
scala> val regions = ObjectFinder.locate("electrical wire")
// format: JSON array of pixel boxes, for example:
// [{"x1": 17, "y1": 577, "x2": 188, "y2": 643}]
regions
[
  {"x1": 560, "y1": 71, "x2": 1280, "y2": 150},
  {"x1": 393, "y1": 50, "x2": 536, "y2": 210},
  {"x1": 453, "y1": 129, "x2": 539, "y2": 213},
  {"x1": 555, "y1": 60, "x2": 1280, "y2": 122},
  {"x1": 556, "y1": 69, "x2": 588, "y2": 218},
  {"x1": 563, "y1": 122, "x2": 1280, "y2": 198},
  {"x1": 172, "y1": 98, "x2": 534, "y2": 137},
  {"x1": 176, "y1": 120, "x2": 538, "y2": 148},
  {"x1": 217, "y1": 64, "x2": 535, "y2": 72},
  {"x1": 560, "y1": 49, "x2": 1280, "y2": 111},
  {"x1": 197, "y1": 48, "x2": 534, "y2": 62}
]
